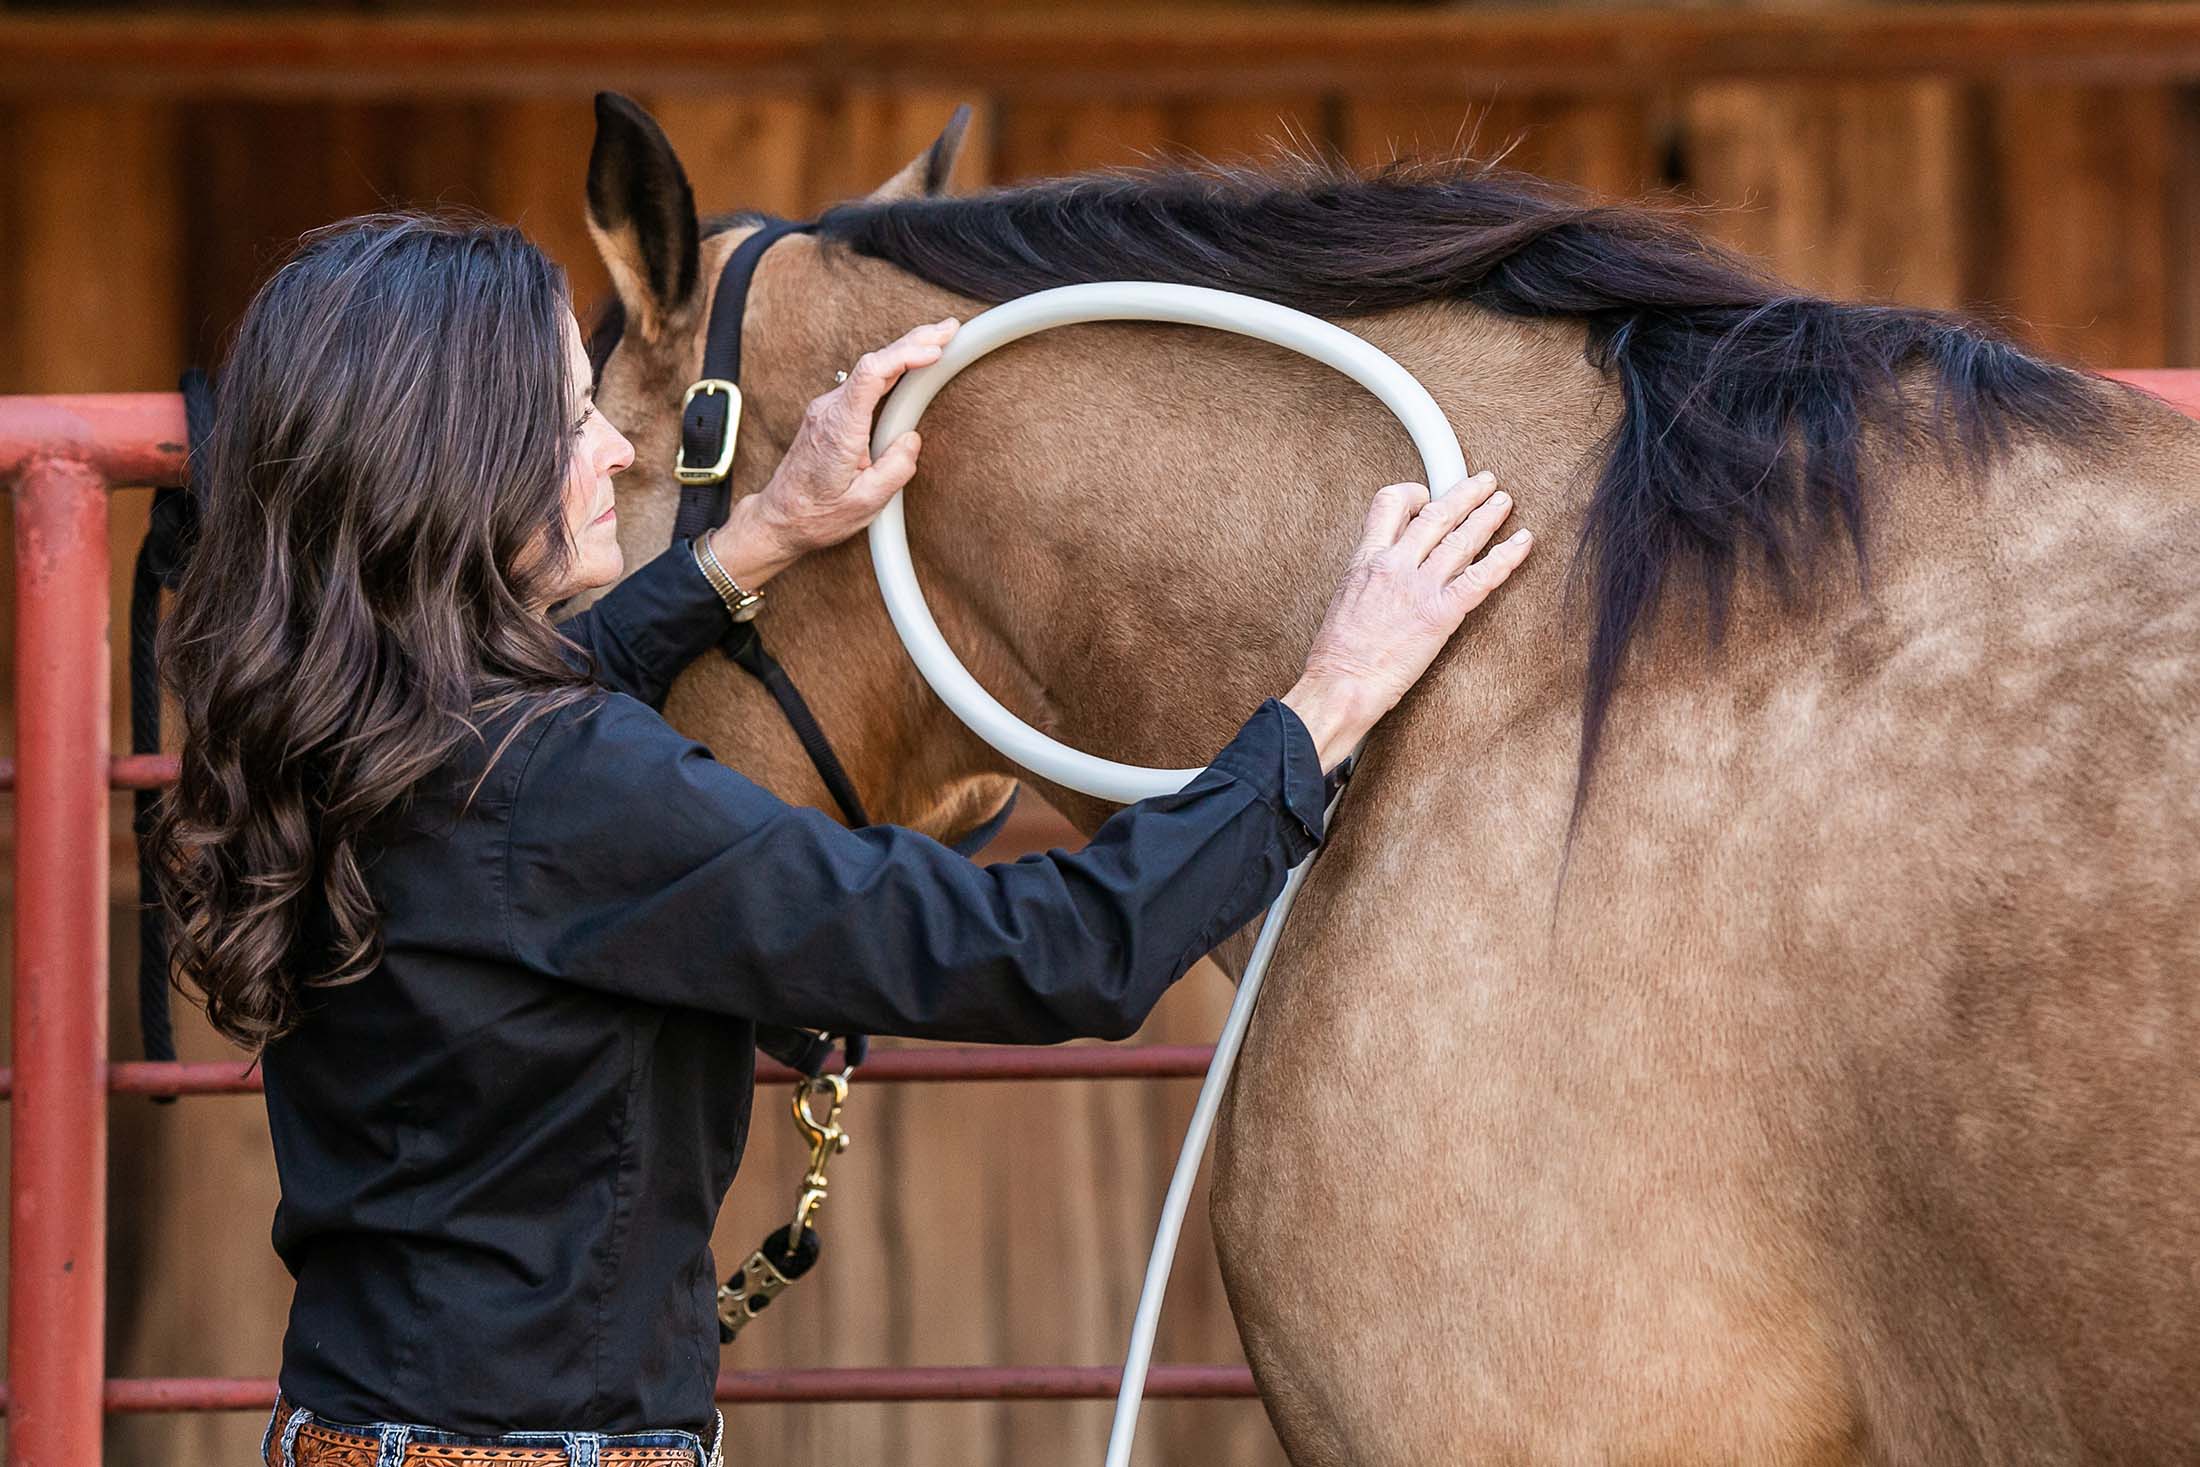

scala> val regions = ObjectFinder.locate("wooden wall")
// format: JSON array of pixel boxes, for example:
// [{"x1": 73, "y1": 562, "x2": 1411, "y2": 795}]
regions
[{"x1": 3, "y1": 6, "x2": 2200, "y2": 1464}]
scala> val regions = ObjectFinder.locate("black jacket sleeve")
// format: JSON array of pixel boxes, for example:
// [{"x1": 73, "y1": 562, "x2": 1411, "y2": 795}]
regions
[
  {"x1": 501, "y1": 691, "x2": 1330, "y2": 1044},
  {"x1": 549, "y1": 537, "x2": 732, "y2": 711}
]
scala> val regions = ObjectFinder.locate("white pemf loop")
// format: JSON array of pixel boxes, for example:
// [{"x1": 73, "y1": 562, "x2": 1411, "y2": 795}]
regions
[{"x1": 866, "y1": 281, "x2": 1470, "y2": 804}]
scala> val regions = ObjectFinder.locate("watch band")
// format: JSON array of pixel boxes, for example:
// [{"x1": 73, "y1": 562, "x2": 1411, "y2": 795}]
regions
[{"x1": 691, "y1": 533, "x2": 765, "y2": 622}]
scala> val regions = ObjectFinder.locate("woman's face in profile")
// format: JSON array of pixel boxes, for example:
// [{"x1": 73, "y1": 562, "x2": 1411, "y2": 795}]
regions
[{"x1": 539, "y1": 308, "x2": 635, "y2": 607}]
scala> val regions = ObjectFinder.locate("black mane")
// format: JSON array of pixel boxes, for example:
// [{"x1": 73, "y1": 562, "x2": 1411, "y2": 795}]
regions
[{"x1": 808, "y1": 153, "x2": 2109, "y2": 828}]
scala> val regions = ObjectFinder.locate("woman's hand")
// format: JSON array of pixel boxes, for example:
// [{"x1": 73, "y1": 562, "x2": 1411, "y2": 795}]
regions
[
  {"x1": 709, "y1": 316, "x2": 961, "y2": 589},
  {"x1": 1282, "y1": 473, "x2": 1533, "y2": 771}
]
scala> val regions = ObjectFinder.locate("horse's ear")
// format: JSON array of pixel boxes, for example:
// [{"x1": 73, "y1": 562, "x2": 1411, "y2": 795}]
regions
[
  {"x1": 864, "y1": 105, "x2": 975, "y2": 203},
  {"x1": 584, "y1": 91, "x2": 700, "y2": 344}
]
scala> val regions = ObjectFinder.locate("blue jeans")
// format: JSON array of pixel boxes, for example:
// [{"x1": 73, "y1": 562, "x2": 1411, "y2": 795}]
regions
[{"x1": 260, "y1": 1391, "x2": 724, "y2": 1467}]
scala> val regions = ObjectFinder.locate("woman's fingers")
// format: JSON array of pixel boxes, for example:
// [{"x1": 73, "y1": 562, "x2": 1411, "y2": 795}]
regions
[
  {"x1": 1423, "y1": 480, "x2": 1514, "y2": 580},
  {"x1": 1395, "y1": 471, "x2": 1498, "y2": 565},
  {"x1": 847, "y1": 429, "x2": 923, "y2": 507},
  {"x1": 1444, "y1": 526, "x2": 1535, "y2": 612},
  {"x1": 1286, "y1": 470, "x2": 1533, "y2": 761},
  {"x1": 836, "y1": 318, "x2": 958, "y2": 419}
]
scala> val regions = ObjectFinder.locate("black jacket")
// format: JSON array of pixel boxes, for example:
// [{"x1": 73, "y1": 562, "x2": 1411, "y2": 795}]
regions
[{"x1": 260, "y1": 537, "x2": 1331, "y2": 1437}]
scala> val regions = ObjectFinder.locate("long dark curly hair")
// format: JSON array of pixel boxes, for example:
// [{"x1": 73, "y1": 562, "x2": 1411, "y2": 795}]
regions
[{"x1": 149, "y1": 209, "x2": 601, "y2": 1052}]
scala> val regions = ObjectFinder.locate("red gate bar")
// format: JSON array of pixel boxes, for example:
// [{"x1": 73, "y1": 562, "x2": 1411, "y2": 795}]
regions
[
  {"x1": 1, "y1": 380, "x2": 185, "y2": 1467},
  {"x1": 0, "y1": 1365, "x2": 1259, "y2": 1414},
  {"x1": 9, "y1": 452, "x2": 114, "y2": 1467},
  {"x1": 0, "y1": 1045, "x2": 1223, "y2": 1099},
  {"x1": 0, "y1": 393, "x2": 186, "y2": 485},
  {"x1": 0, "y1": 753, "x2": 177, "y2": 791}
]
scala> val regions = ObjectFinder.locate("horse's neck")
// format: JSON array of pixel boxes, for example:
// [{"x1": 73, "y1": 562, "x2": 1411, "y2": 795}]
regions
[{"x1": 899, "y1": 298, "x2": 1612, "y2": 834}]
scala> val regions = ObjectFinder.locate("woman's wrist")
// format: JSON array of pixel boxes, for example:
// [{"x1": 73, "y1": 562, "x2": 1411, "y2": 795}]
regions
[
  {"x1": 1280, "y1": 674, "x2": 1380, "y2": 774},
  {"x1": 707, "y1": 493, "x2": 805, "y2": 595}
]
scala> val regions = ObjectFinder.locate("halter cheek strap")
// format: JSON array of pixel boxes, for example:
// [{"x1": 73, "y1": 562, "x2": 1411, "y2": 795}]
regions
[{"x1": 675, "y1": 216, "x2": 816, "y2": 543}]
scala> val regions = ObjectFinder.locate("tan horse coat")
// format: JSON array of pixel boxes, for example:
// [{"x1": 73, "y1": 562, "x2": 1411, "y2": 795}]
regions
[{"x1": 583, "y1": 107, "x2": 2200, "y2": 1465}]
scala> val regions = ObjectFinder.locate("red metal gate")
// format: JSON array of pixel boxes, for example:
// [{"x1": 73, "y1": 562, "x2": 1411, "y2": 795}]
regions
[{"x1": 8, "y1": 374, "x2": 2200, "y2": 1462}]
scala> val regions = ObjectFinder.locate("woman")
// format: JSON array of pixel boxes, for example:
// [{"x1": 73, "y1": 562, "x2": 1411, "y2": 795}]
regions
[{"x1": 151, "y1": 210, "x2": 1532, "y2": 1467}]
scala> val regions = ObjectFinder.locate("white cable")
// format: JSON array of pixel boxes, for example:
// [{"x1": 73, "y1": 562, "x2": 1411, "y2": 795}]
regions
[
  {"x1": 1099, "y1": 827, "x2": 1334, "y2": 1467},
  {"x1": 864, "y1": 282, "x2": 1466, "y2": 1466}
]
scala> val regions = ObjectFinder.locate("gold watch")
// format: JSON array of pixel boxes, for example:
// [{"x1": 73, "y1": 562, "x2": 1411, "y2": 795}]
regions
[{"x1": 692, "y1": 533, "x2": 765, "y2": 622}]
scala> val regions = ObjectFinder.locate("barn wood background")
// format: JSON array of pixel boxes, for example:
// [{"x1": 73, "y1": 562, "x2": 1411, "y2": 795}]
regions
[{"x1": 5, "y1": 4, "x2": 2200, "y2": 1464}]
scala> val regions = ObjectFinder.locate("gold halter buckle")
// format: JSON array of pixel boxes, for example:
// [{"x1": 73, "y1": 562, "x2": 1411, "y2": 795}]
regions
[{"x1": 675, "y1": 378, "x2": 741, "y2": 484}]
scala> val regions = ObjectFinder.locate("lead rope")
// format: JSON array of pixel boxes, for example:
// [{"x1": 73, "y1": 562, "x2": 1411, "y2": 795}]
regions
[
  {"x1": 717, "y1": 1046, "x2": 857, "y2": 1342},
  {"x1": 129, "y1": 366, "x2": 217, "y2": 1084}
]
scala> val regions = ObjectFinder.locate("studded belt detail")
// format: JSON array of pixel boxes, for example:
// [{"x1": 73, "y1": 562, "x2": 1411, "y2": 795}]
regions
[{"x1": 262, "y1": 1394, "x2": 723, "y2": 1467}]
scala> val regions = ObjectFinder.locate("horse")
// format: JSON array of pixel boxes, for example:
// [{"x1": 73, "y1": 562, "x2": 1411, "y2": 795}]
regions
[{"x1": 575, "y1": 90, "x2": 2200, "y2": 1465}]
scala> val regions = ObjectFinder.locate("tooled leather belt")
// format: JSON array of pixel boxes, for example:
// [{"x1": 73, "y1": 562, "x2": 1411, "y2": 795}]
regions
[{"x1": 264, "y1": 1393, "x2": 721, "y2": 1467}]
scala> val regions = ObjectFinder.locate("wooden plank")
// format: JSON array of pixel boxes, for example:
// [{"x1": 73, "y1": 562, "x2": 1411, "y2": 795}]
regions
[
  {"x1": 2168, "y1": 86, "x2": 2200, "y2": 368},
  {"x1": 25, "y1": 8, "x2": 2200, "y2": 99},
  {"x1": 1679, "y1": 81, "x2": 1970, "y2": 307},
  {"x1": 348, "y1": 99, "x2": 498, "y2": 215},
  {"x1": 1340, "y1": 90, "x2": 1660, "y2": 198},
  {"x1": 810, "y1": 86, "x2": 993, "y2": 206},
  {"x1": 10, "y1": 103, "x2": 184, "y2": 396},
  {"x1": 994, "y1": 98, "x2": 1175, "y2": 182},
  {"x1": 643, "y1": 94, "x2": 819, "y2": 219},
  {"x1": 1167, "y1": 95, "x2": 1331, "y2": 170},
  {"x1": 480, "y1": 97, "x2": 612, "y2": 315},
  {"x1": 635, "y1": 89, "x2": 991, "y2": 234},
  {"x1": 1977, "y1": 82, "x2": 2174, "y2": 366},
  {"x1": 177, "y1": 101, "x2": 346, "y2": 366}
]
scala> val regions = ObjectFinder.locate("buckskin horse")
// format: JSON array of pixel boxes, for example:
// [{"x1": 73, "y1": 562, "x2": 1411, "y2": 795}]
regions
[{"x1": 574, "y1": 91, "x2": 2199, "y2": 1465}]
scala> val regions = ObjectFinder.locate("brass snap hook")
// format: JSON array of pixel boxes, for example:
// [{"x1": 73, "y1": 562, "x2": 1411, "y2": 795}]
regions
[{"x1": 789, "y1": 1069, "x2": 851, "y2": 1239}]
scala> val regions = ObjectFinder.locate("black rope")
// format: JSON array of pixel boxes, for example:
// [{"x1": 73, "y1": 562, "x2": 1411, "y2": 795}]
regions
[
  {"x1": 129, "y1": 368, "x2": 214, "y2": 1083},
  {"x1": 129, "y1": 542, "x2": 175, "y2": 1074}
]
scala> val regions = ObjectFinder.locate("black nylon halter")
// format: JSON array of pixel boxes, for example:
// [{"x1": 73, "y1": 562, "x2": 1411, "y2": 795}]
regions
[{"x1": 676, "y1": 214, "x2": 1017, "y2": 856}]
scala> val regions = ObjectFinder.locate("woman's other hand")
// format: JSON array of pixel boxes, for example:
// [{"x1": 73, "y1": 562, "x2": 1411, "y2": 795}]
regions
[
  {"x1": 709, "y1": 315, "x2": 960, "y2": 588},
  {"x1": 1282, "y1": 474, "x2": 1533, "y2": 771}
]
